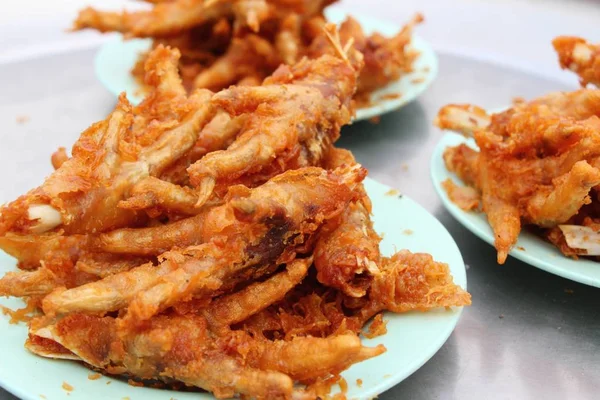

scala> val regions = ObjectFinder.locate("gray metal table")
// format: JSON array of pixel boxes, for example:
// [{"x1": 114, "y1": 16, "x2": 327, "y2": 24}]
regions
[{"x1": 0, "y1": 48, "x2": 598, "y2": 400}]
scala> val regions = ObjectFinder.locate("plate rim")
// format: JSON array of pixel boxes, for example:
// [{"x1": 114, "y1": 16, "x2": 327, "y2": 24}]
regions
[
  {"x1": 0, "y1": 177, "x2": 467, "y2": 400},
  {"x1": 430, "y1": 131, "x2": 600, "y2": 288}
]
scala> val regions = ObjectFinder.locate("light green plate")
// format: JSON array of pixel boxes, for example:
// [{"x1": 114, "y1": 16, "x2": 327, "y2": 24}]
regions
[
  {"x1": 0, "y1": 177, "x2": 467, "y2": 400},
  {"x1": 431, "y1": 131, "x2": 600, "y2": 288},
  {"x1": 94, "y1": 9, "x2": 438, "y2": 122}
]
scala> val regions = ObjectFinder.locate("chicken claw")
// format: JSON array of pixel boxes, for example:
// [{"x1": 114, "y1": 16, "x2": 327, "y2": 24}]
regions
[
  {"x1": 314, "y1": 148, "x2": 381, "y2": 297},
  {"x1": 42, "y1": 166, "x2": 366, "y2": 317},
  {"x1": 438, "y1": 82, "x2": 600, "y2": 262},
  {"x1": 188, "y1": 45, "x2": 362, "y2": 206},
  {"x1": 553, "y1": 36, "x2": 600, "y2": 87},
  {"x1": 203, "y1": 257, "x2": 312, "y2": 330},
  {"x1": 0, "y1": 45, "x2": 216, "y2": 236}
]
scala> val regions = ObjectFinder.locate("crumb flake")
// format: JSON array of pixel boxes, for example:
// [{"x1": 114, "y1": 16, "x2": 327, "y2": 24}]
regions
[
  {"x1": 62, "y1": 382, "x2": 74, "y2": 392},
  {"x1": 16, "y1": 115, "x2": 30, "y2": 124}
]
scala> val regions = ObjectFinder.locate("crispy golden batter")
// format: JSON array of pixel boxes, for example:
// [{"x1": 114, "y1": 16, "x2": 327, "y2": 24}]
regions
[
  {"x1": 553, "y1": 36, "x2": 600, "y2": 87},
  {"x1": 0, "y1": 46, "x2": 215, "y2": 236},
  {"x1": 73, "y1": 0, "x2": 234, "y2": 38},
  {"x1": 192, "y1": 34, "x2": 281, "y2": 90},
  {"x1": 187, "y1": 43, "x2": 363, "y2": 206},
  {"x1": 203, "y1": 257, "x2": 312, "y2": 331},
  {"x1": 441, "y1": 179, "x2": 480, "y2": 211},
  {"x1": 369, "y1": 251, "x2": 471, "y2": 313},
  {"x1": 41, "y1": 165, "x2": 366, "y2": 317},
  {"x1": 73, "y1": 0, "x2": 421, "y2": 100},
  {"x1": 314, "y1": 148, "x2": 381, "y2": 297},
  {"x1": 309, "y1": 14, "x2": 423, "y2": 95},
  {"x1": 437, "y1": 81, "x2": 600, "y2": 263},
  {"x1": 1, "y1": 40, "x2": 469, "y2": 400},
  {"x1": 241, "y1": 250, "x2": 471, "y2": 340}
]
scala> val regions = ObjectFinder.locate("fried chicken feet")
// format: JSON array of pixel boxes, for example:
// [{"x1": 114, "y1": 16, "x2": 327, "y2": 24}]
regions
[{"x1": 437, "y1": 88, "x2": 600, "y2": 263}]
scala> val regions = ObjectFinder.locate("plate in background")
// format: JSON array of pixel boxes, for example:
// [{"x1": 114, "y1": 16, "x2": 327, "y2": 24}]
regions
[
  {"x1": 94, "y1": 10, "x2": 438, "y2": 121},
  {"x1": 431, "y1": 131, "x2": 600, "y2": 288}
]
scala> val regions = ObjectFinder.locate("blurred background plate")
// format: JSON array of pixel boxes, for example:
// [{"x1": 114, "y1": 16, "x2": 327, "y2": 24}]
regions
[
  {"x1": 431, "y1": 131, "x2": 600, "y2": 288},
  {"x1": 94, "y1": 9, "x2": 438, "y2": 121},
  {"x1": 326, "y1": 10, "x2": 438, "y2": 121},
  {"x1": 0, "y1": 177, "x2": 467, "y2": 400}
]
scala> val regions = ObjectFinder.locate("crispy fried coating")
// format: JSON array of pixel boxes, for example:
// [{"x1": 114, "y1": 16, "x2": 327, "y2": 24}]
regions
[
  {"x1": 73, "y1": 0, "x2": 233, "y2": 38},
  {"x1": 314, "y1": 201, "x2": 380, "y2": 297},
  {"x1": 42, "y1": 166, "x2": 366, "y2": 317},
  {"x1": 231, "y1": 331, "x2": 385, "y2": 382},
  {"x1": 0, "y1": 46, "x2": 215, "y2": 236},
  {"x1": 0, "y1": 233, "x2": 86, "y2": 270},
  {"x1": 72, "y1": 0, "x2": 321, "y2": 39},
  {"x1": 51, "y1": 147, "x2": 69, "y2": 170},
  {"x1": 97, "y1": 164, "x2": 365, "y2": 256},
  {"x1": 369, "y1": 251, "x2": 471, "y2": 312},
  {"x1": 0, "y1": 247, "x2": 148, "y2": 298},
  {"x1": 158, "y1": 112, "x2": 247, "y2": 187},
  {"x1": 442, "y1": 144, "x2": 479, "y2": 186},
  {"x1": 118, "y1": 176, "x2": 201, "y2": 215},
  {"x1": 188, "y1": 46, "x2": 362, "y2": 206},
  {"x1": 0, "y1": 268, "x2": 59, "y2": 298},
  {"x1": 32, "y1": 314, "x2": 295, "y2": 399},
  {"x1": 29, "y1": 313, "x2": 381, "y2": 399},
  {"x1": 314, "y1": 148, "x2": 381, "y2": 298},
  {"x1": 73, "y1": 0, "x2": 421, "y2": 99},
  {"x1": 435, "y1": 104, "x2": 491, "y2": 137},
  {"x1": 438, "y1": 87, "x2": 600, "y2": 263},
  {"x1": 276, "y1": 13, "x2": 302, "y2": 64},
  {"x1": 553, "y1": 36, "x2": 600, "y2": 87},
  {"x1": 1, "y1": 32, "x2": 470, "y2": 400},
  {"x1": 441, "y1": 179, "x2": 480, "y2": 211},
  {"x1": 192, "y1": 34, "x2": 281, "y2": 90},
  {"x1": 240, "y1": 250, "x2": 470, "y2": 341},
  {"x1": 203, "y1": 257, "x2": 311, "y2": 330},
  {"x1": 309, "y1": 14, "x2": 422, "y2": 95}
]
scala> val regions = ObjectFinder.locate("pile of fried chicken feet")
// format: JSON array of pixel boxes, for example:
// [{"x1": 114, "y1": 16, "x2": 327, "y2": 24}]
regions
[
  {"x1": 0, "y1": 29, "x2": 469, "y2": 400},
  {"x1": 436, "y1": 35, "x2": 600, "y2": 263},
  {"x1": 73, "y1": 0, "x2": 422, "y2": 99}
]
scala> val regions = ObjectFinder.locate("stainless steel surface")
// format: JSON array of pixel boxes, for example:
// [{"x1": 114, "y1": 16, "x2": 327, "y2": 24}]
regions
[{"x1": 0, "y1": 48, "x2": 599, "y2": 400}]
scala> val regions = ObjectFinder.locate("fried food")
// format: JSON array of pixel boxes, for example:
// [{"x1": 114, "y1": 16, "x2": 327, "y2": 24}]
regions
[
  {"x1": 73, "y1": 0, "x2": 422, "y2": 102},
  {"x1": 73, "y1": 0, "x2": 235, "y2": 37},
  {"x1": 434, "y1": 104, "x2": 490, "y2": 137},
  {"x1": 437, "y1": 78, "x2": 600, "y2": 262},
  {"x1": 0, "y1": 46, "x2": 215, "y2": 236},
  {"x1": 41, "y1": 165, "x2": 365, "y2": 318},
  {"x1": 309, "y1": 14, "x2": 423, "y2": 95},
  {"x1": 241, "y1": 250, "x2": 470, "y2": 340},
  {"x1": 1, "y1": 39, "x2": 469, "y2": 400},
  {"x1": 314, "y1": 148, "x2": 381, "y2": 298},
  {"x1": 192, "y1": 34, "x2": 281, "y2": 90},
  {"x1": 187, "y1": 37, "x2": 363, "y2": 206},
  {"x1": 553, "y1": 36, "x2": 600, "y2": 87}
]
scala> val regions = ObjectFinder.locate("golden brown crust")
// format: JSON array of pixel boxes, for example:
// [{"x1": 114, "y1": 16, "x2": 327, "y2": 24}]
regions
[
  {"x1": 553, "y1": 36, "x2": 600, "y2": 87},
  {"x1": 437, "y1": 84, "x2": 600, "y2": 263},
  {"x1": 73, "y1": 1, "x2": 421, "y2": 100},
  {"x1": 0, "y1": 43, "x2": 470, "y2": 400}
]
